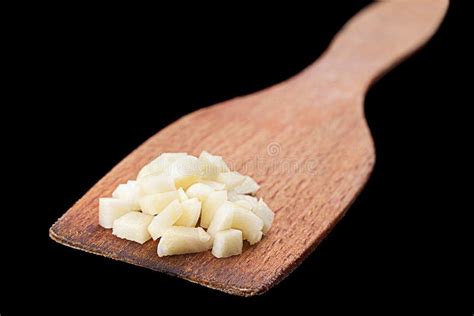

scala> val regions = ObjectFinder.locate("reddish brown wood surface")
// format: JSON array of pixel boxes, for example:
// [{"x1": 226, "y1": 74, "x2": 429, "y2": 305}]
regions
[{"x1": 50, "y1": 0, "x2": 448, "y2": 296}]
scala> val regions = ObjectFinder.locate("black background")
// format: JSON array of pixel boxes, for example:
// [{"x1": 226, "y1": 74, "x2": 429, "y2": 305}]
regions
[{"x1": 2, "y1": 1, "x2": 470, "y2": 314}]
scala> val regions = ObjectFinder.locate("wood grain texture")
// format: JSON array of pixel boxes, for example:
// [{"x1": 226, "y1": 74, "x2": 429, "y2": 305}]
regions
[{"x1": 49, "y1": 0, "x2": 448, "y2": 296}]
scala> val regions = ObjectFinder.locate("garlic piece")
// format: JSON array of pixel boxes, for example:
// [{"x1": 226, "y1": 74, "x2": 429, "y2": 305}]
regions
[
  {"x1": 111, "y1": 181, "x2": 141, "y2": 210},
  {"x1": 207, "y1": 201, "x2": 234, "y2": 238},
  {"x1": 158, "y1": 227, "x2": 212, "y2": 257},
  {"x1": 199, "y1": 151, "x2": 230, "y2": 180},
  {"x1": 201, "y1": 190, "x2": 227, "y2": 228},
  {"x1": 137, "y1": 153, "x2": 187, "y2": 179},
  {"x1": 138, "y1": 175, "x2": 176, "y2": 195},
  {"x1": 99, "y1": 198, "x2": 135, "y2": 229},
  {"x1": 212, "y1": 229, "x2": 243, "y2": 258},
  {"x1": 165, "y1": 155, "x2": 202, "y2": 189},
  {"x1": 233, "y1": 176, "x2": 260, "y2": 195},
  {"x1": 186, "y1": 183, "x2": 215, "y2": 202},
  {"x1": 148, "y1": 200, "x2": 183, "y2": 240},
  {"x1": 175, "y1": 198, "x2": 201, "y2": 227},
  {"x1": 253, "y1": 198, "x2": 275, "y2": 234},
  {"x1": 138, "y1": 191, "x2": 179, "y2": 215},
  {"x1": 112, "y1": 211, "x2": 153, "y2": 244},
  {"x1": 217, "y1": 172, "x2": 246, "y2": 191},
  {"x1": 232, "y1": 205, "x2": 264, "y2": 245}
]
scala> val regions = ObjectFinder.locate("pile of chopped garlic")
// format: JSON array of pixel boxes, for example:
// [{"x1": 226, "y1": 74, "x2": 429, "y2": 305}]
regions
[{"x1": 99, "y1": 152, "x2": 274, "y2": 258}]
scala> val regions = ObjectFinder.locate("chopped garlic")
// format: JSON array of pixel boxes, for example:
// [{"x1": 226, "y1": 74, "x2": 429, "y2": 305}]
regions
[
  {"x1": 138, "y1": 191, "x2": 179, "y2": 215},
  {"x1": 233, "y1": 176, "x2": 260, "y2": 195},
  {"x1": 186, "y1": 183, "x2": 215, "y2": 202},
  {"x1": 148, "y1": 200, "x2": 183, "y2": 240},
  {"x1": 99, "y1": 151, "x2": 275, "y2": 258},
  {"x1": 138, "y1": 175, "x2": 175, "y2": 195},
  {"x1": 137, "y1": 153, "x2": 187, "y2": 179},
  {"x1": 165, "y1": 155, "x2": 201, "y2": 189},
  {"x1": 113, "y1": 211, "x2": 153, "y2": 244},
  {"x1": 232, "y1": 205, "x2": 264, "y2": 245},
  {"x1": 201, "y1": 190, "x2": 227, "y2": 228},
  {"x1": 217, "y1": 172, "x2": 246, "y2": 191},
  {"x1": 158, "y1": 227, "x2": 212, "y2": 257},
  {"x1": 212, "y1": 229, "x2": 243, "y2": 258},
  {"x1": 207, "y1": 201, "x2": 234, "y2": 238},
  {"x1": 253, "y1": 198, "x2": 275, "y2": 234},
  {"x1": 175, "y1": 198, "x2": 201, "y2": 227},
  {"x1": 112, "y1": 181, "x2": 141, "y2": 210},
  {"x1": 199, "y1": 151, "x2": 230, "y2": 180},
  {"x1": 99, "y1": 198, "x2": 135, "y2": 229}
]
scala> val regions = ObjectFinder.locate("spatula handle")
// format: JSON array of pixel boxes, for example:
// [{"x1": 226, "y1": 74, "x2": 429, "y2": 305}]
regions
[{"x1": 306, "y1": 0, "x2": 448, "y2": 93}]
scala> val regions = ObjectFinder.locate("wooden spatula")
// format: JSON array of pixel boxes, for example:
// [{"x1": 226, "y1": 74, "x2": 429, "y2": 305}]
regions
[{"x1": 50, "y1": 0, "x2": 448, "y2": 296}]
